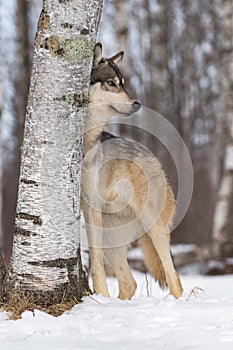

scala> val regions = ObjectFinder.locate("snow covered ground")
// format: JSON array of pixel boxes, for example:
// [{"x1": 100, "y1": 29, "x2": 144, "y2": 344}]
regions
[{"x1": 0, "y1": 272, "x2": 233, "y2": 350}]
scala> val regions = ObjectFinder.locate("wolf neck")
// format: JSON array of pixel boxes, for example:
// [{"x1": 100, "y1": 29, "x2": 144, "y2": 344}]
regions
[{"x1": 83, "y1": 107, "x2": 108, "y2": 154}]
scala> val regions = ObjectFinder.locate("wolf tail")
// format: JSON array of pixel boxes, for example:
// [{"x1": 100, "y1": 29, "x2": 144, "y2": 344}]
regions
[{"x1": 138, "y1": 234, "x2": 167, "y2": 289}]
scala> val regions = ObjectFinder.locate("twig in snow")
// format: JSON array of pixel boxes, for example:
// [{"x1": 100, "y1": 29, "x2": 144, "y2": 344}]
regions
[
  {"x1": 88, "y1": 295, "x2": 102, "y2": 304},
  {"x1": 145, "y1": 269, "x2": 150, "y2": 297},
  {"x1": 186, "y1": 286, "x2": 205, "y2": 301}
]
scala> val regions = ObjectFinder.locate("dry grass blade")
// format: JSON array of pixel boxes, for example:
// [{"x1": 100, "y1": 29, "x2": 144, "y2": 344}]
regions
[
  {"x1": 186, "y1": 286, "x2": 205, "y2": 301},
  {"x1": 1, "y1": 292, "x2": 81, "y2": 320}
]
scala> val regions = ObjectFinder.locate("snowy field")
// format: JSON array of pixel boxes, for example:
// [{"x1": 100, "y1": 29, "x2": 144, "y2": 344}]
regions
[{"x1": 0, "y1": 272, "x2": 233, "y2": 350}]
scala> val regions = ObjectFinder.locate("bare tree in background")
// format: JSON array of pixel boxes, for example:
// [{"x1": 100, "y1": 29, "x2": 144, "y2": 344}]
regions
[
  {"x1": 100, "y1": 0, "x2": 233, "y2": 254},
  {"x1": 0, "y1": 148, "x2": 6, "y2": 294},
  {"x1": 2, "y1": 0, "x2": 31, "y2": 267},
  {"x1": 3, "y1": 0, "x2": 103, "y2": 310},
  {"x1": 212, "y1": 0, "x2": 233, "y2": 257},
  {"x1": 0, "y1": 27, "x2": 6, "y2": 294},
  {"x1": 0, "y1": 137, "x2": 4, "y2": 289}
]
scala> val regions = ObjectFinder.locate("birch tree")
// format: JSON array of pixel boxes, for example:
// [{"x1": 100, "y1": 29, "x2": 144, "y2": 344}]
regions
[
  {"x1": 0, "y1": 154, "x2": 5, "y2": 296},
  {"x1": 212, "y1": 118, "x2": 233, "y2": 256},
  {"x1": 0, "y1": 252, "x2": 5, "y2": 298},
  {"x1": 212, "y1": 0, "x2": 233, "y2": 257},
  {"x1": 0, "y1": 243, "x2": 5, "y2": 298},
  {"x1": 0, "y1": 139, "x2": 4, "y2": 289},
  {"x1": 4, "y1": 0, "x2": 103, "y2": 309},
  {"x1": 1, "y1": 55, "x2": 5, "y2": 296}
]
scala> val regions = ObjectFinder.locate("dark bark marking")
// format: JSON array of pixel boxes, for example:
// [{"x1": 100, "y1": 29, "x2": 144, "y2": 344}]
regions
[
  {"x1": 21, "y1": 242, "x2": 31, "y2": 246},
  {"x1": 16, "y1": 213, "x2": 42, "y2": 226},
  {"x1": 61, "y1": 22, "x2": 73, "y2": 29},
  {"x1": 41, "y1": 140, "x2": 54, "y2": 145},
  {"x1": 14, "y1": 226, "x2": 37, "y2": 237},
  {"x1": 60, "y1": 23, "x2": 89, "y2": 35},
  {"x1": 27, "y1": 110, "x2": 32, "y2": 119},
  {"x1": 81, "y1": 28, "x2": 89, "y2": 35},
  {"x1": 20, "y1": 178, "x2": 39, "y2": 186},
  {"x1": 28, "y1": 257, "x2": 78, "y2": 268}
]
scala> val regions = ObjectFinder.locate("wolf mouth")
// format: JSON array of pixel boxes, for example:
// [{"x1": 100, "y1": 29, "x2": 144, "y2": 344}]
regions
[{"x1": 109, "y1": 104, "x2": 136, "y2": 116}]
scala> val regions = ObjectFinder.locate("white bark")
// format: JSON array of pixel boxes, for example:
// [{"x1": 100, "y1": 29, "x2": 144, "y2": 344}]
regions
[
  {"x1": 8, "y1": 0, "x2": 103, "y2": 300},
  {"x1": 212, "y1": 0, "x2": 233, "y2": 255},
  {"x1": 1, "y1": 102, "x2": 6, "y2": 290},
  {"x1": 212, "y1": 119, "x2": 233, "y2": 243},
  {"x1": 0, "y1": 59, "x2": 2, "y2": 245}
]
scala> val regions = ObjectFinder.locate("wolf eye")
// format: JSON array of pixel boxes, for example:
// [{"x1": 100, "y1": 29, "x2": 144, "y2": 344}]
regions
[{"x1": 107, "y1": 80, "x2": 116, "y2": 87}]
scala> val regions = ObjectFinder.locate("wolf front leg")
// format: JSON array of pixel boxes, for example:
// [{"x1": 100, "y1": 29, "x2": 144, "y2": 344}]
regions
[
  {"x1": 85, "y1": 209, "x2": 110, "y2": 297},
  {"x1": 104, "y1": 246, "x2": 137, "y2": 300}
]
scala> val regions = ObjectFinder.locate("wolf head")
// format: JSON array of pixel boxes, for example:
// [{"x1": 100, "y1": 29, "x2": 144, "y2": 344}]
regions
[{"x1": 89, "y1": 43, "x2": 141, "y2": 116}]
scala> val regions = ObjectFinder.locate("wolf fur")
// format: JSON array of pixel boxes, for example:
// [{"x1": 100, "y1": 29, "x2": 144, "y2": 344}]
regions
[{"x1": 81, "y1": 43, "x2": 183, "y2": 300}]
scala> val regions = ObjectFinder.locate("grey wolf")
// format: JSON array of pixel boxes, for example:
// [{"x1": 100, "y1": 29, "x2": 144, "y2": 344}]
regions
[{"x1": 81, "y1": 43, "x2": 183, "y2": 300}]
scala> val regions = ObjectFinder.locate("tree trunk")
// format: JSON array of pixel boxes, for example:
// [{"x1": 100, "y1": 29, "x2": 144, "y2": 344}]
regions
[
  {"x1": 5, "y1": 0, "x2": 103, "y2": 307},
  {"x1": 0, "y1": 251, "x2": 6, "y2": 298},
  {"x1": 212, "y1": 0, "x2": 233, "y2": 257},
  {"x1": 1, "y1": 91, "x2": 5, "y2": 296},
  {"x1": 212, "y1": 113, "x2": 233, "y2": 257},
  {"x1": 2, "y1": 0, "x2": 31, "y2": 268},
  {"x1": 114, "y1": 0, "x2": 131, "y2": 80}
]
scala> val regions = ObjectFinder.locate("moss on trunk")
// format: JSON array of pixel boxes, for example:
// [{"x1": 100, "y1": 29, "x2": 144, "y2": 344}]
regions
[{"x1": 45, "y1": 36, "x2": 93, "y2": 62}]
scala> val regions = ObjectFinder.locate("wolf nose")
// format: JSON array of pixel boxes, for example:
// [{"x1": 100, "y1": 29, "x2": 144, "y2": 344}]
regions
[{"x1": 132, "y1": 101, "x2": 141, "y2": 111}]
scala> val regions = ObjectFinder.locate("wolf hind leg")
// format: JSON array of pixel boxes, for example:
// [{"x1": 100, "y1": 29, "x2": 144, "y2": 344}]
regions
[
  {"x1": 147, "y1": 218, "x2": 183, "y2": 299},
  {"x1": 105, "y1": 247, "x2": 137, "y2": 300},
  {"x1": 138, "y1": 233, "x2": 167, "y2": 289}
]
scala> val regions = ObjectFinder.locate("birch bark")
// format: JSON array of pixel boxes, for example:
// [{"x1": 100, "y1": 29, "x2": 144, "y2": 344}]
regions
[
  {"x1": 5, "y1": 0, "x2": 103, "y2": 304},
  {"x1": 1, "y1": 111, "x2": 6, "y2": 295},
  {"x1": 212, "y1": 0, "x2": 233, "y2": 257},
  {"x1": 212, "y1": 109, "x2": 233, "y2": 256},
  {"x1": 0, "y1": 252, "x2": 5, "y2": 298},
  {"x1": 0, "y1": 247, "x2": 5, "y2": 297}
]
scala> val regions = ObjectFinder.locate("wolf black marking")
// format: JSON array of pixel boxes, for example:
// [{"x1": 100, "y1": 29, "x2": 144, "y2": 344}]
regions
[{"x1": 99, "y1": 131, "x2": 118, "y2": 143}]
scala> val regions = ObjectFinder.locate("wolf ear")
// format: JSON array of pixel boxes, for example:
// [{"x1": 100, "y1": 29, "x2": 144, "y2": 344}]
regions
[
  {"x1": 109, "y1": 51, "x2": 124, "y2": 64},
  {"x1": 93, "y1": 43, "x2": 103, "y2": 67}
]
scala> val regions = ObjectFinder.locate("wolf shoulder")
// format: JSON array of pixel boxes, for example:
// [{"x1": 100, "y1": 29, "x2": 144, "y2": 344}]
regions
[{"x1": 99, "y1": 132, "x2": 162, "y2": 168}]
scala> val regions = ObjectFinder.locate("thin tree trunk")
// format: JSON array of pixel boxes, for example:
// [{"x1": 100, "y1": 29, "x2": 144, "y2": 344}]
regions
[
  {"x1": 0, "y1": 145, "x2": 6, "y2": 296},
  {"x1": 212, "y1": 0, "x2": 233, "y2": 257},
  {"x1": 2, "y1": 0, "x2": 31, "y2": 268},
  {"x1": 0, "y1": 252, "x2": 6, "y2": 298},
  {"x1": 212, "y1": 119, "x2": 233, "y2": 256},
  {"x1": 114, "y1": 0, "x2": 131, "y2": 79},
  {"x1": 5, "y1": 0, "x2": 103, "y2": 306},
  {"x1": 0, "y1": 147, "x2": 6, "y2": 298},
  {"x1": 0, "y1": 89, "x2": 5, "y2": 296}
]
